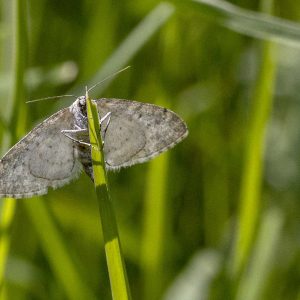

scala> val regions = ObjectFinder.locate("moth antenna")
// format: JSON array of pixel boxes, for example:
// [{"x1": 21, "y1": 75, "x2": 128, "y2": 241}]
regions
[
  {"x1": 87, "y1": 66, "x2": 131, "y2": 93},
  {"x1": 26, "y1": 95, "x2": 77, "y2": 104}
]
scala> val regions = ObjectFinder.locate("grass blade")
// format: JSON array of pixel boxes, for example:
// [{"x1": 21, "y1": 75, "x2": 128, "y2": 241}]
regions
[
  {"x1": 236, "y1": 208, "x2": 283, "y2": 300},
  {"x1": 23, "y1": 199, "x2": 97, "y2": 300},
  {"x1": 230, "y1": 1, "x2": 278, "y2": 277},
  {"x1": 71, "y1": 2, "x2": 175, "y2": 96},
  {"x1": 0, "y1": 0, "x2": 27, "y2": 296},
  {"x1": 175, "y1": 0, "x2": 300, "y2": 47},
  {"x1": 86, "y1": 91, "x2": 131, "y2": 300},
  {"x1": 0, "y1": 199, "x2": 16, "y2": 298},
  {"x1": 141, "y1": 152, "x2": 169, "y2": 300}
]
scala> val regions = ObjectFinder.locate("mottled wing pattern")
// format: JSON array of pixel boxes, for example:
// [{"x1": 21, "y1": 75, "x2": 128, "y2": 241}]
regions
[
  {"x1": 0, "y1": 108, "x2": 81, "y2": 198},
  {"x1": 95, "y1": 98, "x2": 188, "y2": 169}
]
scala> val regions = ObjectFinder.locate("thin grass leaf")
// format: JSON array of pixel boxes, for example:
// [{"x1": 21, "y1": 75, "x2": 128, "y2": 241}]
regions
[
  {"x1": 0, "y1": 199, "x2": 16, "y2": 297},
  {"x1": 163, "y1": 250, "x2": 221, "y2": 300},
  {"x1": 236, "y1": 207, "x2": 283, "y2": 300},
  {"x1": 86, "y1": 91, "x2": 131, "y2": 300},
  {"x1": 24, "y1": 199, "x2": 97, "y2": 300},
  {"x1": 70, "y1": 2, "x2": 175, "y2": 96},
  {"x1": 230, "y1": 1, "x2": 278, "y2": 277},
  {"x1": 231, "y1": 41, "x2": 277, "y2": 277},
  {"x1": 174, "y1": 0, "x2": 300, "y2": 47},
  {"x1": 141, "y1": 152, "x2": 169, "y2": 300},
  {"x1": 0, "y1": 0, "x2": 27, "y2": 296}
]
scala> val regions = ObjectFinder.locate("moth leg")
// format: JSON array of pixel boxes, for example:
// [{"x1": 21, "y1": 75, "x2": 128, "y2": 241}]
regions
[
  {"x1": 100, "y1": 112, "x2": 111, "y2": 141},
  {"x1": 61, "y1": 112, "x2": 111, "y2": 147},
  {"x1": 100, "y1": 112, "x2": 111, "y2": 124},
  {"x1": 61, "y1": 129, "x2": 91, "y2": 147},
  {"x1": 78, "y1": 111, "x2": 87, "y2": 120},
  {"x1": 85, "y1": 112, "x2": 112, "y2": 146},
  {"x1": 75, "y1": 124, "x2": 84, "y2": 130},
  {"x1": 62, "y1": 128, "x2": 87, "y2": 134}
]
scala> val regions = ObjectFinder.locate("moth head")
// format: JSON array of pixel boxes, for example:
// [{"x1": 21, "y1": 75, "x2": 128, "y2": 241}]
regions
[
  {"x1": 78, "y1": 96, "x2": 87, "y2": 113},
  {"x1": 70, "y1": 96, "x2": 87, "y2": 116},
  {"x1": 77, "y1": 96, "x2": 86, "y2": 107}
]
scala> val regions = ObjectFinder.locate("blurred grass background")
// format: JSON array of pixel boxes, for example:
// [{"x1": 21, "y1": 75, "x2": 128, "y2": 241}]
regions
[{"x1": 0, "y1": 0, "x2": 300, "y2": 299}]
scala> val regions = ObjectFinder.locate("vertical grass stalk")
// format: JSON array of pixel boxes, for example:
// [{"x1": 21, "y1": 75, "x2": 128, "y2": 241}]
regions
[
  {"x1": 0, "y1": 199, "x2": 16, "y2": 297},
  {"x1": 141, "y1": 153, "x2": 169, "y2": 300},
  {"x1": 86, "y1": 91, "x2": 131, "y2": 300},
  {"x1": 24, "y1": 199, "x2": 97, "y2": 300},
  {"x1": 70, "y1": 2, "x2": 175, "y2": 96},
  {"x1": 231, "y1": 0, "x2": 277, "y2": 277},
  {"x1": 236, "y1": 207, "x2": 283, "y2": 300},
  {"x1": 0, "y1": 0, "x2": 27, "y2": 296}
]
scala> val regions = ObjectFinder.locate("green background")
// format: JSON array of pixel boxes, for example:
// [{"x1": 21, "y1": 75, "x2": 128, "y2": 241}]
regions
[{"x1": 0, "y1": 0, "x2": 300, "y2": 299}]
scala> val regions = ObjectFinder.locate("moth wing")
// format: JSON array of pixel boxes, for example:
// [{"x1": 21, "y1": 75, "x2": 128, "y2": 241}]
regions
[
  {"x1": 95, "y1": 98, "x2": 188, "y2": 169},
  {"x1": 0, "y1": 108, "x2": 81, "y2": 198}
]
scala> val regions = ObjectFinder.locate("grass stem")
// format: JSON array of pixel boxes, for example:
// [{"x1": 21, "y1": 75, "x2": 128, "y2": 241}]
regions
[
  {"x1": 86, "y1": 91, "x2": 131, "y2": 300},
  {"x1": 231, "y1": 0, "x2": 277, "y2": 276},
  {"x1": 0, "y1": 0, "x2": 27, "y2": 296}
]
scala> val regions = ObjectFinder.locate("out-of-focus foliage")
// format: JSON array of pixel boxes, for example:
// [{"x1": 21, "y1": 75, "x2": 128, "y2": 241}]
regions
[{"x1": 0, "y1": 0, "x2": 300, "y2": 299}]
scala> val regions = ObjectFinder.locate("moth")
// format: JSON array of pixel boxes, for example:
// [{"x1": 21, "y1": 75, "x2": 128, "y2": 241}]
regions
[{"x1": 0, "y1": 96, "x2": 188, "y2": 198}]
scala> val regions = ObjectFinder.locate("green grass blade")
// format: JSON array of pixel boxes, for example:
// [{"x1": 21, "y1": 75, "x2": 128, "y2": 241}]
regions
[
  {"x1": 236, "y1": 208, "x2": 283, "y2": 300},
  {"x1": 231, "y1": 2, "x2": 278, "y2": 277},
  {"x1": 0, "y1": 0, "x2": 27, "y2": 297},
  {"x1": 86, "y1": 91, "x2": 131, "y2": 300},
  {"x1": 23, "y1": 199, "x2": 97, "y2": 300},
  {"x1": 0, "y1": 199, "x2": 16, "y2": 298},
  {"x1": 175, "y1": 0, "x2": 300, "y2": 47},
  {"x1": 141, "y1": 152, "x2": 169, "y2": 300},
  {"x1": 71, "y1": 2, "x2": 175, "y2": 96},
  {"x1": 232, "y1": 41, "x2": 277, "y2": 277}
]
